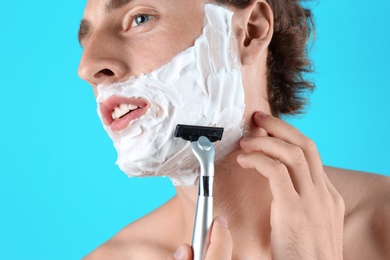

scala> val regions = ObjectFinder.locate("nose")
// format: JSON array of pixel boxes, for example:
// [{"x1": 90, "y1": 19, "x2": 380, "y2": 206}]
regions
[{"x1": 78, "y1": 32, "x2": 129, "y2": 86}]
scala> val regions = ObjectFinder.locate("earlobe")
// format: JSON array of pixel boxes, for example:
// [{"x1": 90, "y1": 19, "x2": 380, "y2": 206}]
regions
[{"x1": 237, "y1": 1, "x2": 274, "y2": 65}]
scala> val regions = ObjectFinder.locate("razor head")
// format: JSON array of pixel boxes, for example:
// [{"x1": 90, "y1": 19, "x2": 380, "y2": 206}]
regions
[{"x1": 174, "y1": 124, "x2": 224, "y2": 143}]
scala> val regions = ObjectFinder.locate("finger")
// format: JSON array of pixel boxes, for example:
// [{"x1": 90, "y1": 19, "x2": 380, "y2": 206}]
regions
[
  {"x1": 173, "y1": 244, "x2": 193, "y2": 260},
  {"x1": 254, "y1": 112, "x2": 325, "y2": 187},
  {"x1": 205, "y1": 216, "x2": 233, "y2": 260},
  {"x1": 237, "y1": 152, "x2": 299, "y2": 202},
  {"x1": 240, "y1": 136, "x2": 313, "y2": 195}
]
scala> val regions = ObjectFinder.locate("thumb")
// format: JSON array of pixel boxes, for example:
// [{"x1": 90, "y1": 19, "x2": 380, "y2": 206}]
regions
[
  {"x1": 173, "y1": 243, "x2": 193, "y2": 260},
  {"x1": 205, "y1": 216, "x2": 233, "y2": 260}
]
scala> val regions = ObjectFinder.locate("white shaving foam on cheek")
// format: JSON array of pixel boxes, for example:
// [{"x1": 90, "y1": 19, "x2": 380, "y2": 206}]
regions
[{"x1": 96, "y1": 4, "x2": 245, "y2": 186}]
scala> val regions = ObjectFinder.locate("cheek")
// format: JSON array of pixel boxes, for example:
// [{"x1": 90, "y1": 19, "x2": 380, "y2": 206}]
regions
[
  {"x1": 125, "y1": 35, "x2": 191, "y2": 77},
  {"x1": 125, "y1": 11, "x2": 204, "y2": 76}
]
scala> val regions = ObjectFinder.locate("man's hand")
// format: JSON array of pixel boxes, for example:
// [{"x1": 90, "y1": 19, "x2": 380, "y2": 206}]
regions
[
  {"x1": 237, "y1": 111, "x2": 345, "y2": 259},
  {"x1": 173, "y1": 216, "x2": 233, "y2": 260},
  {"x1": 173, "y1": 111, "x2": 345, "y2": 259}
]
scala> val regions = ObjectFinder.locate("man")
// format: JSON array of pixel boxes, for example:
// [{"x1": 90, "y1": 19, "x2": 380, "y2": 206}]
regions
[{"x1": 78, "y1": 0, "x2": 390, "y2": 259}]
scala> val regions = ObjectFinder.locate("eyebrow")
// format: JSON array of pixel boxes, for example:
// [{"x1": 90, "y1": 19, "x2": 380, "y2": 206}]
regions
[
  {"x1": 78, "y1": 19, "x2": 90, "y2": 46},
  {"x1": 104, "y1": 0, "x2": 133, "y2": 13},
  {"x1": 77, "y1": 0, "x2": 134, "y2": 46}
]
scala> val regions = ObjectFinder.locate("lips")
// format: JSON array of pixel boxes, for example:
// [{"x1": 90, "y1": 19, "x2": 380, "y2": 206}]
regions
[{"x1": 99, "y1": 95, "x2": 150, "y2": 132}]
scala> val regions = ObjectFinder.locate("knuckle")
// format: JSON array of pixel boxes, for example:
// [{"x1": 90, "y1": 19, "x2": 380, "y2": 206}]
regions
[
  {"x1": 302, "y1": 137, "x2": 318, "y2": 153},
  {"x1": 287, "y1": 145, "x2": 308, "y2": 169},
  {"x1": 289, "y1": 145, "x2": 304, "y2": 157},
  {"x1": 273, "y1": 162, "x2": 294, "y2": 187},
  {"x1": 289, "y1": 146, "x2": 306, "y2": 162},
  {"x1": 274, "y1": 161, "x2": 288, "y2": 173}
]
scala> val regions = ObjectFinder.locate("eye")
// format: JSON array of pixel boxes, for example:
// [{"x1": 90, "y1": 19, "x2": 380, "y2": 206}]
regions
[{"x1": 131, "y1": 14, "x2": 155, "y2": 27}]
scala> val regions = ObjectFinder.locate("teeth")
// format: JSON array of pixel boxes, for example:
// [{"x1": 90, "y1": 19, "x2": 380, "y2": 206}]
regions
[{"x1": 111, "y1": 104, "x2": 139, "y2": 120}]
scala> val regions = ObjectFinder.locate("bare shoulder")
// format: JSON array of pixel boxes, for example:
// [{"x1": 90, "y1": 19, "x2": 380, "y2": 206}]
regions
[
  {"x1": 325, "y1": 166, "x2": 390, "y2": 259},
  {"x1": 324, "y1": 166, "x2": 390, "y2": 204},
  {"x1": 82, "y1": 196, "x2": 184, "y2": 260},
  {"x1": 82, "y1": 235, "x2": 151, "y2": 260}
]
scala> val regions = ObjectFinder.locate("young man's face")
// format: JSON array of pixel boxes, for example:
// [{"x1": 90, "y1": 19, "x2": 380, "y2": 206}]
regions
[
  {"x1": 78, "y1": 0, "x2": 208, "y2": 92},
  {"x1": 77, "y1": 0, "x2": 249, "y2": 186}
]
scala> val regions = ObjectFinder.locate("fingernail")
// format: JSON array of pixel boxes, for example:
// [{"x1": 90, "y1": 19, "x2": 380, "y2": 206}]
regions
[
  {"x1": 240, "y1": 137, "x2": 249, "y2": 143},
  {"x1": 217, "y1": 216, "x2": 229, "y2": 229},
  {"x1": 256, "y1": 111, "x2": 268, "y2": 118},
  {"x1": 239, "y1": 138, "x2": 249, "y2": 147},
  {"x1": 237, "y1": 154, "x2": 246, "y2": 164},
  {"x1": 173, "y1": 245, "x2": 185, "y2": 260}
]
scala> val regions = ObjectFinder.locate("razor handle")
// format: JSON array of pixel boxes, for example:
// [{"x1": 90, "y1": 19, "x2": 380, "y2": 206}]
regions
[
  {"x1": 192, "y1": 193, "x2": 213, "y2": 260},
  {"x1": 191, "y1": 137, "x2": 215, "y2": 260}
]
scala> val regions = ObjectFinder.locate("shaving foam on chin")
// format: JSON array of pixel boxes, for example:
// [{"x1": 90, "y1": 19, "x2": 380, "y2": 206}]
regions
[{"x1": 96, "y1": 4, "x2": 245, "y2": 186}]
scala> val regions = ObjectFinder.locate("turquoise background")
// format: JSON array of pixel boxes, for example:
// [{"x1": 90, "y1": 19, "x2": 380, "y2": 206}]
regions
[{"x1": 0, "y1": 0, "x2": 389, "y2": 259}]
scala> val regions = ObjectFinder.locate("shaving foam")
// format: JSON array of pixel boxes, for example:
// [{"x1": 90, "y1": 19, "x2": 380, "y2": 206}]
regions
[{"x1": 96, "y1": 4, "x2": 245, "y2": 186}]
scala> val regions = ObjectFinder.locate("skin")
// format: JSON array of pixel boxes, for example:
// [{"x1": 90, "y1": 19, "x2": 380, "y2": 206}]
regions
[{"x1": 78, "y1": 0, "x2": 390, "y2": 259}]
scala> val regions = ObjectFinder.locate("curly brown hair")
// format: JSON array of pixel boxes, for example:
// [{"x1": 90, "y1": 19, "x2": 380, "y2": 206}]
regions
[{"x1": 215, "y1": 0, "x2": 315, "y2": 117}]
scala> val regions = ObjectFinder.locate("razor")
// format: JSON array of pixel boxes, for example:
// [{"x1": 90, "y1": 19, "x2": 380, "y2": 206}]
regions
[{"x1": 174, "y1": 124, "x2": 224, "y2": 260}]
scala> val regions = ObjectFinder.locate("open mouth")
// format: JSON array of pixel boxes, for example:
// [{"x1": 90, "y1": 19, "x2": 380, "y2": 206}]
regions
[
  {"x1": 111, "y1": 103, "x2": 140, "y2": 120},
  {"x1": 100, "y1": 96, "x2": 149, "y2": 132}
]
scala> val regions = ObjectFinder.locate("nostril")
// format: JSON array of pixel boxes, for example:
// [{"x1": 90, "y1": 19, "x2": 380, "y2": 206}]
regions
[
  {"x1": 101, "y1": 69, "x2": 114, "y2": 76},
  {"x1": 94, "y1": 69, "x2": 115, "y2": 79}
]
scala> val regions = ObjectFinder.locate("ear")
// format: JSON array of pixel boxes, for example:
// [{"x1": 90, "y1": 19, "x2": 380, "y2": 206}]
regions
[{"x1": 235, "y1": 1, "x2": 274, "y2": 65}]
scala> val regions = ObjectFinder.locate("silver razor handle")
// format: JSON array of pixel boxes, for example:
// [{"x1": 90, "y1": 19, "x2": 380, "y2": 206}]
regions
[{"x1": 191, "y1": 136, "x2": 215, "y2": 260}]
